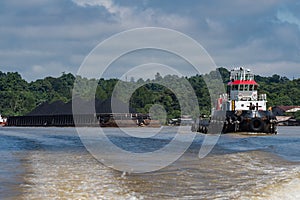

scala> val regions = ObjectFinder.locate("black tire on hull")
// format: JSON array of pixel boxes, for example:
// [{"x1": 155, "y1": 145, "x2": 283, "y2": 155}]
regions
[
  {"x1": 250, "y1": 118, "x2": 265, "y2": 132},
  {"x1": 204, "y1": 126, "x2": 208, "y2": 134}
]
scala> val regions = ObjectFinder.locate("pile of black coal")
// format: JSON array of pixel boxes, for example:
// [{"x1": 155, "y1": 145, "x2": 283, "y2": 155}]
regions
[{"x1": 27, "y1": 98, "x2": 136, "y2": 116}]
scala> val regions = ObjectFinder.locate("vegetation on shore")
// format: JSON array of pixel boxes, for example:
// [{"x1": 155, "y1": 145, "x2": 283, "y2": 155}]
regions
[{"x1": 0, "y1": 68, "x2": 299, "y2": 119}]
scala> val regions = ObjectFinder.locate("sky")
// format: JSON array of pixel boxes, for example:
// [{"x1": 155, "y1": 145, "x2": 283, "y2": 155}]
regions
[{"x1": 0, "y1": 0, "x2": 300, "y2": 81}]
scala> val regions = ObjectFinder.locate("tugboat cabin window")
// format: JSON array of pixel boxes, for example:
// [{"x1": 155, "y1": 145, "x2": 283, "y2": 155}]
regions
[
  {"x1": 249, "y1": 85, "x2": 253, "y2": 91},
  {"x1": 244, "y1": 84, "x2": 249, "y2": 91},
  {"x1": 232, "y1": 85, "x2": 238, "y2": 90},
  {"x1": 254, "y1": 85, "x2": 258, "y2": 90},
  {"x1": 239, "y1": 85, "x2": 244, "y2": 91}
]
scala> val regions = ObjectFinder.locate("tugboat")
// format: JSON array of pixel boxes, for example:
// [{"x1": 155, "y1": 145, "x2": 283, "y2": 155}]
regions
[
  {"x1": 0, "y1": 114, "x2": 7, "y2": 127},
  {"x1": 192, "y1": 67, "x2": 277, "y2": 134}
]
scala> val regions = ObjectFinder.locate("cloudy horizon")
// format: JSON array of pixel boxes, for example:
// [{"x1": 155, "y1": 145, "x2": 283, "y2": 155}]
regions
[{"x1": 0, "y1": 0, "x2": 300, "y2": 81}]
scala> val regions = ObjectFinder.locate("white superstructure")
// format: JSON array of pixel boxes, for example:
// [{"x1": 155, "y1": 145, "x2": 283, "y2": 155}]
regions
[{"x1": 218, "y1": 67, "x2": 267, "y2": 111}]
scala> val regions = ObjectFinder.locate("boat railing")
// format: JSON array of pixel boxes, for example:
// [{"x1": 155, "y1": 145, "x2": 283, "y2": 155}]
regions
[{"x1": 258, "y1": 94, "x2": 267, "y2": 101}]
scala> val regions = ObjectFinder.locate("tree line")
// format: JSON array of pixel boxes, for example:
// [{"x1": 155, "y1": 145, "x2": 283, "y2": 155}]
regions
[{"x1": 0, "y1": 68, "x2": 299, "y2": 119}]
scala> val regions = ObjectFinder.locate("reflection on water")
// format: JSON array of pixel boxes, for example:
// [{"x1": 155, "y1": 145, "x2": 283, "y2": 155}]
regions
[{"x1": 0, "y1": 126, "x2": 299, "y2": 199}]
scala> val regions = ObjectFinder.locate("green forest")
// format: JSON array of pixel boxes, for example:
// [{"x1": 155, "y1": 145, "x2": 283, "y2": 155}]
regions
[{"x1": 0, "y1": 68, "x2": 299, "y2": 119}]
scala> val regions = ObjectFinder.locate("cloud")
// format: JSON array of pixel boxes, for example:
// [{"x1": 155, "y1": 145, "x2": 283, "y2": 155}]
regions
[
  {"x1": 72, "y1": 0, "x2": 115, "y2": 10},
  {"x1": 72, "y1": 0, "x2": 131, "y2": 21},
  {"x1": 71, "y1": 0, "x2": 193, "y2": 29},
  {"x1": 277, "y1": 8, "x2": 300, "y2": 30}
]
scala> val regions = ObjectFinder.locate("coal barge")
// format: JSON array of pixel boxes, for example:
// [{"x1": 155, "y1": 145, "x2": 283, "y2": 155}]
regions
[
  {"x1": 192, "y1": 67, "x2": 278, "y2": 134},
  {"x1": 6, "y1": 98, "x2": 160, "y2": 127}
]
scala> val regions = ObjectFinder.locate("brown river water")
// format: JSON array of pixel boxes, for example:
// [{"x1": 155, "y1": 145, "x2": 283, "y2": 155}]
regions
[{"x1": 0, "y1": 126, "x2": 299, "y2": 199}]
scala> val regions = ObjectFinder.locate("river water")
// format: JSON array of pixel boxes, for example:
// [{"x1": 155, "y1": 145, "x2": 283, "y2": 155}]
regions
[{"x1": 0, "y1": 126, "x2": 299, "y2": 199}]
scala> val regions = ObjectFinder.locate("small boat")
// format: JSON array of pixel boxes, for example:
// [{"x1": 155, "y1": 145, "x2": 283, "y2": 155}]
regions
[
  {"x1": 192, "y1": 67, "x2": 278, "y2": 134},
  {"x1": 0, "y1": 114, "x2": 7, "y2": 127}
]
